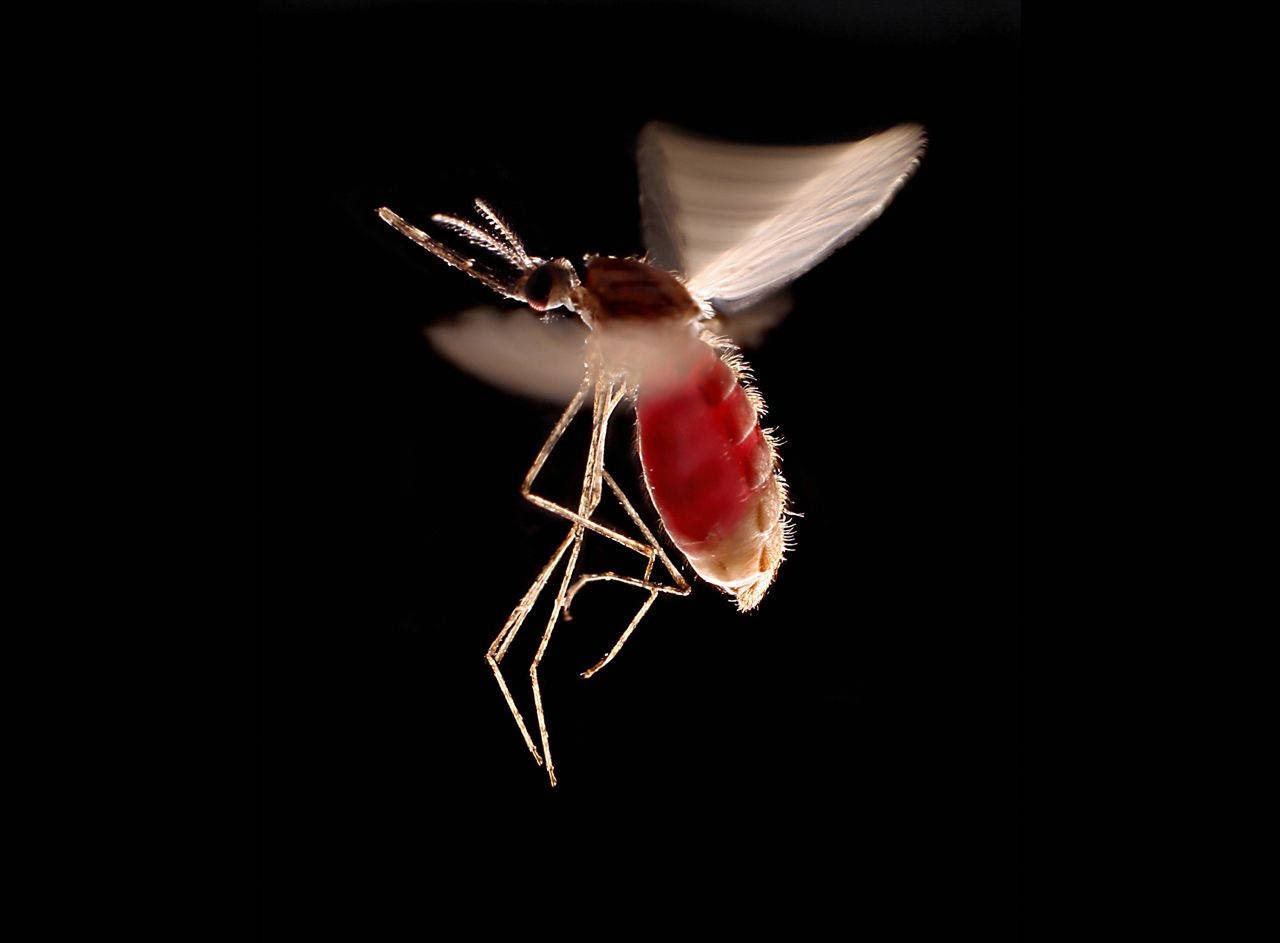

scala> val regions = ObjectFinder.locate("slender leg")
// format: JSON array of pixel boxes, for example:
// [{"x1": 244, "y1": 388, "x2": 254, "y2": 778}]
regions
[
  {"x1": 489, "y1": 373, "x2": 697, "y2": 783},
  {"x1": 582, "y1": 593, "x2": 659, "y2": 680},
  {"x1": 530, "y1": 535, "x2": 584, "y2": 787},
  {"x1": 566, "y1": 571, "x2": 688, "y2": 598},
  {"x1": 521, "y1": 382, "x2": 655, "y2": 557},
  {"x1": 529, "y1": 374, "x2": 617, "y2": 786},
  {"x1": 562, "y1": 467, "x2": 691, "y2": 618},
  {"x1": 602, "y1": 469, "x2": 686, "y2": 581},
  {"x1": 483, "y1": 372, "x2": 603, "y2": 769},
  {"x1": 485, "y1": 527, "x2": 577, "y2": 765},
  {"x1": 565, "y1": 470, "x2": 692, "y2": 678},
  {"x1": 487, "y1": 373, "x2": 630, "y2": 666}
]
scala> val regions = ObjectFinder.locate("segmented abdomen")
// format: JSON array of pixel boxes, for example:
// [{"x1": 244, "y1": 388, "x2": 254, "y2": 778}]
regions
[{"x1": 636, "y1": 337, "x2": 785, "y2": 610}]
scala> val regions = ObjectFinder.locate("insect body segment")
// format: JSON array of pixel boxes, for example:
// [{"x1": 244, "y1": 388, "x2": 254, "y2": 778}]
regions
[
  {"x1": 635, "y1": 335, "x2": 785, "y2": 611},
  {"x1": 582, "y1": 256, "x2": 701, "y2": 323}
]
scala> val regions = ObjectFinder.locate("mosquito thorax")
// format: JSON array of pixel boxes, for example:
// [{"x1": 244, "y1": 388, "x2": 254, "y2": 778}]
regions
[
  {"x1": 580, "y1": 255, "x2": 702, "y2": 325},
  {"x1": 520, "y1": 258, "x2": 579, "y2": 313}
]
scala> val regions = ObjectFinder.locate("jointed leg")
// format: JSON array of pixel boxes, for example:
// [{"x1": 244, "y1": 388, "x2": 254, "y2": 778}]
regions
[
  {"x1": 483, "y1": 373, "x2": 606, "y2": 769},
  {"x1": 564, "y1": 469, "x2": 692, "y2": 678},
  {"x1": 487, "y1": 372, "x2": 625, "y2": 781},
  {"x1": 528, "y1": 374, "x2": 616, "y2": 786},
  {"x1": 485, "y1": 527, "x2": 577, "y2": 766},
  {"x1": 489, "y1": 371, "x2": 697, "y2": 783},
  {"x1": 483, "y1": 371, "x2": 604, "y2": 752},
  {"x1": 521, "y1": 381, "x2": 653, "y2": 557},
  {"x1": 602, "y1": 469, "x2": 686, "y2": 582},
  {"x1": 581, "y1": 592, "x2": 659, "y2": 680},
  {"x1": 530, "y1": 532, "x2": 584, "y2": 787},
  {"x1": 562, "y1": 467, "x2": 690, "y2": 618}
]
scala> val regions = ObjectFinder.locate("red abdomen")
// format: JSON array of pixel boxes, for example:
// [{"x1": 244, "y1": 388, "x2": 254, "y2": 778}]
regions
[{"x1": 635, "y1": 338, "x2": 785, "y2": 610}]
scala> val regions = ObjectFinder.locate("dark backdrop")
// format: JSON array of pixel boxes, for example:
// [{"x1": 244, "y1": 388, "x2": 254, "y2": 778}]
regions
[{"x1": 261, "y1": 0, "x2": 1019, "y2": 930}]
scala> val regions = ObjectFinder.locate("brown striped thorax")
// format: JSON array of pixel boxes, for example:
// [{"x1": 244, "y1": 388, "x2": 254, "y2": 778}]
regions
[{"x1": 576, "y1": 256, "x2": 703, "y2": 325}]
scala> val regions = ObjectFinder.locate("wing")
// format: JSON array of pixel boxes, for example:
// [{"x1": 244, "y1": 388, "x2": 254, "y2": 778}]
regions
[
  {"x1": 638, "y1": 122, "x2": 926, "y2": 309},
  {"x1": 702, "y1": 289, "x2": 793, "y2": 348},
  {"x1": 425, "y1": 306, "x2": 589, "y2": 403}
]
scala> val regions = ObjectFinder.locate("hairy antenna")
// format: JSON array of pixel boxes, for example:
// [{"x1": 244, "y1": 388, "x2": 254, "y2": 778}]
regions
[
  {"x1": 474, "y1": 198, "x2": 533, "y2": 268},
  {"x1": 376, "y1": 207, "x2": 527, "y2": 301},
  {"x1": 431, "y1": 213, "x2": 528, "y2": 269}
]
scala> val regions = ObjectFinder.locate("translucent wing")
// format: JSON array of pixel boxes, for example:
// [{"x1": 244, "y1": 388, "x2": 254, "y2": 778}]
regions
[
  {"x1": 638, "y1": 122, "x2": 926, "y2": 308},
  {"x1": 702, "y1": 289, "x2": 793, "y2": 347},
  {"x1": 425, "y1": 306, "x2": 589, "y2": 403}
]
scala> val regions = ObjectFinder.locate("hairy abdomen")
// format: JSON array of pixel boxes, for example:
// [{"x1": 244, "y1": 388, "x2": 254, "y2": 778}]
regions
[{"x1": 635, "y1": 338, "x2": 786, "y2": 610}]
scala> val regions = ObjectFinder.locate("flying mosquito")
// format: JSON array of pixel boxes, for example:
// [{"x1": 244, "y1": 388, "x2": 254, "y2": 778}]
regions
[{"x1": 378, "y1": 121, "x2": 925, "y2": 785}]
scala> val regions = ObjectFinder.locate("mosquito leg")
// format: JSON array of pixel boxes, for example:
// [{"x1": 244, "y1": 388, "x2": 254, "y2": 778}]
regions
[
  {"x1": 473, "y1": 374, "x2": 594, "y2": 769},
  {"x1": 558, "y1": 456, "x2": 688, "y2": 621},
  {"x1": 583, "y1": 592, "x2": 658, "y2": 681},
  {"x1": 566, "y1": 571, "x2": 692, "y2": 599},
  {"x1": 530, "y1": 533, "x2": 584, "y2": 787},
  {"x1": 529, "y1": 375, "x2": 616, "y2": 786},
  {"x1": 602, "y1": 468, "x2": 688, "y2": 588},
  {"x1": 483, "y1": 368, "x2": 588, "y2": 670},
  {"x1": 485, "y1": 527, "x2": 578, "y2": 766},
  {"x1": 564, "y1": 469, "x2": 693, "y2": 678},
  {"x1": 522, "y1": 379, "x2": 653, "y2": 557}
]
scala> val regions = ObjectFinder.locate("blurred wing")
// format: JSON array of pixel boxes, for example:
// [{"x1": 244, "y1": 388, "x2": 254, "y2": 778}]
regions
[
  {"x1": 704, "y1": 289, "x2": 793, "y2": 348},
  {"x1": 425, "y1": 306, "x2": 588, "y2": 403},
  {"x1": 638, "y1": 122, "x2": 926, "y2": 308}
]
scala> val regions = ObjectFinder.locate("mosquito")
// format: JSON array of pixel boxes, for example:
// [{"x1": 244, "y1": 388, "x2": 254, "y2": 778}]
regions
[{"x1": 379, "y1": 121, "x2": 925, "y2": 785}]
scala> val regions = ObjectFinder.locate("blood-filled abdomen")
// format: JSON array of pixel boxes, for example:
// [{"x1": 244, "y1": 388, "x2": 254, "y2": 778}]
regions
[{"x1": 636, "y1": 337, "x2": 786, "y2": 610}]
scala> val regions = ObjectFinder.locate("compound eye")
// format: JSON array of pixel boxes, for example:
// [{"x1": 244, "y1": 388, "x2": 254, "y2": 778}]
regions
[{"x1": 523, "y1": 265, "x2": 554, "y2": 311}]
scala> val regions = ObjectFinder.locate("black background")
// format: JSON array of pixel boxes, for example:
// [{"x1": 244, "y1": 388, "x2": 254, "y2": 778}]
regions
[{"x1": 261, "y1": 0, "x2": 1018, "y2": 929}]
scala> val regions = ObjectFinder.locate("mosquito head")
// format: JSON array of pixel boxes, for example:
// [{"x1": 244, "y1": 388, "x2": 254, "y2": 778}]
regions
[{"x1": 518, "y1": 258, "x2": 579, "y2": 313}]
